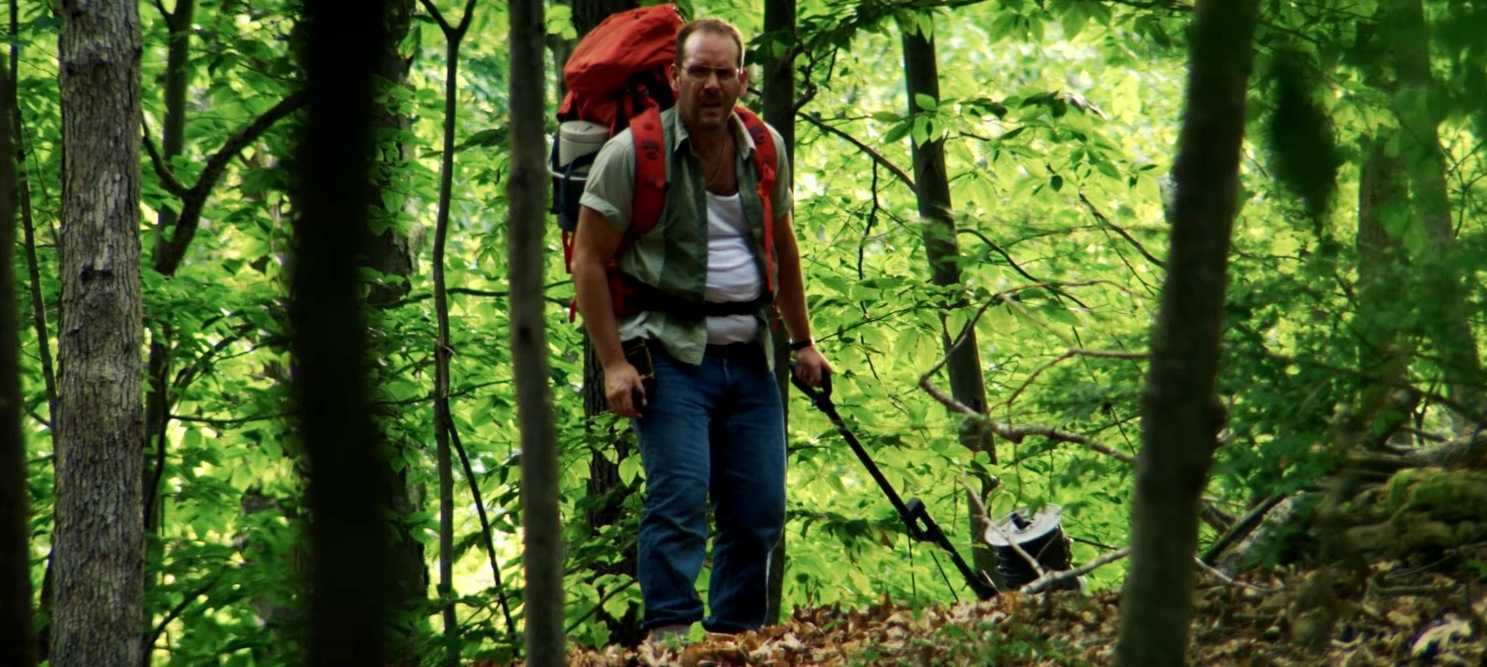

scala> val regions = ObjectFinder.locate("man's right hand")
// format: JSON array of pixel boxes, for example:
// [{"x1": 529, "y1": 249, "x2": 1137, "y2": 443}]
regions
[{"x1": 604, "y1": 361, "x2": 647, "y2": 418}]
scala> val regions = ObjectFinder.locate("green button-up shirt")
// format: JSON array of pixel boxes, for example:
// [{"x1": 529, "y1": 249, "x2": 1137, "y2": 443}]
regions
[{"x1": 579, "y1": 107, "x2": 792, "y2": 366}]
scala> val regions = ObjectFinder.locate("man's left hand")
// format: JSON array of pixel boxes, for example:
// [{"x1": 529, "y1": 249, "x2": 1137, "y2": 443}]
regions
[{"x1": 792, "y1": 345, "x2": 831, "y2": 388}]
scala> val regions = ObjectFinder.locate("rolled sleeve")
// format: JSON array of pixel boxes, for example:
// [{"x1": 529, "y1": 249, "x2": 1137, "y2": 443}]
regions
[{"x1": 579, "y1": 131, "x2": 637, "y2": 232}]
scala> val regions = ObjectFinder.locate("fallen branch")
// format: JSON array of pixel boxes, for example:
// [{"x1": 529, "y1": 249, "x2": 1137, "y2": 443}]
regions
[
  {"x1": 1193, "y1": 555, "x2": 1274, "y2": 594},
  {"x1": 1200, "y1": 494, "x2": 1285, "y2": 565},
  {"x1": 1023, "y1": 547, "x2": 1130, "y2": 594}
]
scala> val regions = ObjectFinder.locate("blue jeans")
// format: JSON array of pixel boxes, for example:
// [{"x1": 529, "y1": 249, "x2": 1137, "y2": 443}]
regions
[{"x1": 633, "y1": 341, "x2": 785, "y2": 633}]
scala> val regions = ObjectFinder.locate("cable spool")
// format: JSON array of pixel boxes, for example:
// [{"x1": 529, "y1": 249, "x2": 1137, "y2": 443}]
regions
[{"x1": 983, "y1": 505, "x2": 1077, "y2": 591}]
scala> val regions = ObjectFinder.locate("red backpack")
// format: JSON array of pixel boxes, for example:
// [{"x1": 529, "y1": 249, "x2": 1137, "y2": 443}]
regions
[{"x1": 551, "y1": 5, "x2": 778, "y2": 319}]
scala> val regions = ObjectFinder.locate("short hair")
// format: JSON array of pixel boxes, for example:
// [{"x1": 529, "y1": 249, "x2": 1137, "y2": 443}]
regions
[{"x1": 675, "y1": 18, "x2": 745, "y2": 69}]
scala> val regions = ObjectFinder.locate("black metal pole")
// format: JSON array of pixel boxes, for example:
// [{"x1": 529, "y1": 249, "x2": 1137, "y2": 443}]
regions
[{"x1": 792, "y1": 373, "x2": 996, "y2": 599}]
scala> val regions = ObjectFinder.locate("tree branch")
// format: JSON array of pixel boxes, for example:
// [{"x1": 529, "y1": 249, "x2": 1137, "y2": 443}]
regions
[
  {"x1": 1001, "y1": 349, "x2": 1146, "y2": 408},
  {"x1": 145, "y1": 574, "x2": 221, "y2": 651},
  {"x1": 141, "y1": 115, "x2": 190, "y2": 197},
  {"x1": 921, "y1": 374, "x2": 1136, "y2": 464},
  {"x1": 448, "y1": 416, "x2": 517, "y2": 649},
  {"x1": 417, "y1": 0, "x2": 454, "y2": 34},
  {"x1": 957, "y1": 228, "x2": 1090, "y2": 309},
  {"x1": 798, "y1": 112, "x2": 916, "y2": 191},
  {"x1": 156, "y1": 91, "x2": 309, "y2": 275},
  {"x1": 1078, "y1": 192, "x2": 1166, "y2": 269}
]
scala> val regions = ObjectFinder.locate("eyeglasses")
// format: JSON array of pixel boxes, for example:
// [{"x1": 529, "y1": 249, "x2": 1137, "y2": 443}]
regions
[{"x1": 682, "y1": 64, "x2": 741, "y2": 83}]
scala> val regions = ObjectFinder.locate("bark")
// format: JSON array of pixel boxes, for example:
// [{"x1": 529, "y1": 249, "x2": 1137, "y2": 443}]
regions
[
  {"x1": 1, "y1": 43, "x2": 35, "y2": 667},
  {"x1": 419, "y1": 0, "x2": 480, "y2": 661},
  {"x1": 1383, "y1": 0, "x2": 1484, "y2": 419},
  {"x1": 364, "y1": 0, "x2": 417, "y2": 308},
  {"x1": 362, "y1": 3, "x2": 430, "y2": 659},
  {"x1": 295, "y1": 0, "x2": 397, "y2": 662},
  {"x1": 761, "y1": 0, "x2": 795, "y2": 626},
  {"x1": 899, "y1": 14, "x2": 998, "y2": 582},
  {"x1": 1114, "y1": 1, "x2": 1257, "y2": 665},
  {"x1": 52, "y1": 1, "x2": 147, "y2": 664},
  {"x1": 509, "y1": 0, "x2": 564, "y2": 663}
]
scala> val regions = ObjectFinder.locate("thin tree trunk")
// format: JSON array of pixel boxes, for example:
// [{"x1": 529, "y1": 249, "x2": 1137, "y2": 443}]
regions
[
  {"x1": 1114, "y1": 1, "x2": 1257, "y2": 665},
  {"x1": 899, "y1": 14, "x2": 998, "y2": 582},
  {"x1": 295, "y1": 0, "x2": 396, "y2": 662},
  {"x1": 509, "y1": 0, "x2": 563, "y2": 663},
  {"x1": 142, "y1": 0, "x2": 194, "y2": 544},
  {"x1": 418, "y1": 0, "x2": 480, "y2": 662},
  {"x1": 139, "y1": 6, "x2": 190, "y2": 647},
  {"x1": 52, "y1": 1, "x2": 146, "y2": 664},
  {"x1": 17, "y1": 0, "x2": 51, "y2": 646},
  {"x1": 1383, "y1": 0, "x2": 1483, "y2": 419},
  {"x1": 761, "y1": 0, "x2": 795, "y2": 626},
  {"x1": 10, "y1": 0, "x2": 53, "y2": 424},
  {"x1": 1347, "y1": 134, "x2": 1413, "y2": 445},
  {"x1": 1, "y1": 42, "x2": 35, "y2": 667}
]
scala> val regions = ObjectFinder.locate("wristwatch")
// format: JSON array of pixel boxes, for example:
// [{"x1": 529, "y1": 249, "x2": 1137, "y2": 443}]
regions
[{"x1": 789, "y1": 338, "x2": 814, "y2": 351}]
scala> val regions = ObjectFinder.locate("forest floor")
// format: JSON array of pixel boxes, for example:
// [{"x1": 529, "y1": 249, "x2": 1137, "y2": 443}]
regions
[{"x1": 561, "y1": 545, "x2": 1487, "y2": 666}]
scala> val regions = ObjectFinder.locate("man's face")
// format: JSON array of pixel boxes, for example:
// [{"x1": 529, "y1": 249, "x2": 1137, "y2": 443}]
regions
[{"x1": 671, "y1": 30, "x2": 747, "y2": 135}]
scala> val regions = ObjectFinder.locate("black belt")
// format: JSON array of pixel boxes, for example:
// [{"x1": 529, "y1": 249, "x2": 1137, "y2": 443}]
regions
[{"x1": 625, "y1": 274, "x2": 770, "y2": 319}]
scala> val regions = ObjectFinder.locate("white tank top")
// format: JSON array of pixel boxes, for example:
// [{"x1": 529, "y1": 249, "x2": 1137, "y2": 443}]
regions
[{"x1": 703, "y1": 192, "x2": 762, "y2": 344}]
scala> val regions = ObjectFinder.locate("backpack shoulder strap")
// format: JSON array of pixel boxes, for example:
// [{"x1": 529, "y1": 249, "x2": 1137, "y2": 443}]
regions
[
  {"x1": 629, "y1": 105, "x2": 667, "y2": 239},
  {"x1": 735, "y1": 107, "x2": 779, "y2": 296}
]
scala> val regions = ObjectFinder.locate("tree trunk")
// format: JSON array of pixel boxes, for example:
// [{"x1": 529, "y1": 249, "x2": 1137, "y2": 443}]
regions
[
  {"x1": 1345, "y1": 134, "x2": 1414, "y2": 446},
  {"x1": 52, "y1": 1, "x2": 146, "y2": 664},
  {"x1": 362, "y1": 3, "x2": 432, "y2": 660},
  {"x1": 510, "y1": 0, "x2": 563, "y2": 663},
  {"x1": 294, "y1": 0, "x2": 397, "y2": 662},
  {"x1": 568, "y1": 1, "x2": 641, "y2": 641},
  {"x1": 1383, "y1": 0, "x2": 1484, "y2": 420},
  {"x1": 761, "y1": 0, "x2": 795, "y2": 626},
  {"x1": 898, "y1": 14, "x2": 998, "y2": 582},
  {"x1": 421, "y1": 0, "x2": 480, "y2": 661},
  {"x1": 1, "y1": 43, "x2": 35, "y2": 667},
  {"x1": 1114, "y1": 1, "x2": 1257, "y2": 665}
]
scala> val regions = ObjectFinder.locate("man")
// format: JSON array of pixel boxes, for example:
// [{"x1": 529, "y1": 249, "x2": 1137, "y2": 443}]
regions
[{"x1": 571, "y1": 17, "x2": 830, "y2": 640}]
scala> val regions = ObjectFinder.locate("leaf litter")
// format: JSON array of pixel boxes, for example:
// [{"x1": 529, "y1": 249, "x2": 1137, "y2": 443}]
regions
[{"x1": 555, "y1": 547, "x2": 1487, "y2": 666}]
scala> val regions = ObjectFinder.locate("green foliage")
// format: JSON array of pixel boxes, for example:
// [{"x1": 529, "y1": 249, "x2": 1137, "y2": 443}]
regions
[{"x1": 14, "y1": 0, "x2": 1486, "y2": 662}]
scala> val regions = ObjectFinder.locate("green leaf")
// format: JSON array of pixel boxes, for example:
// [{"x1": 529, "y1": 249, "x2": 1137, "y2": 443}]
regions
[
  {"x1": 619, "y1": 455, "x2": 641, "y2": 486},
  {"x1": 883, "y1": 122, "x2": 911, "y2": 144},
  {"x1": 914, "y1": 93, "x2": 938, "y2": 112}
]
